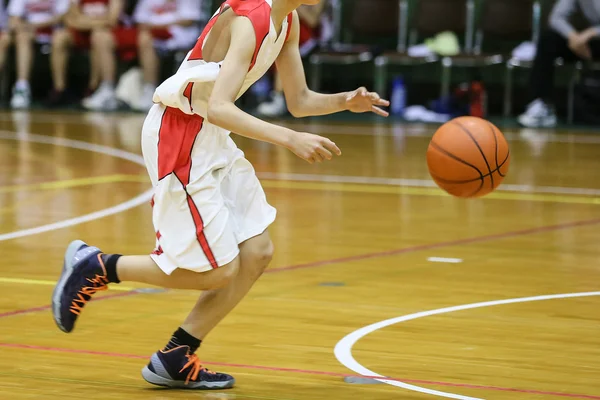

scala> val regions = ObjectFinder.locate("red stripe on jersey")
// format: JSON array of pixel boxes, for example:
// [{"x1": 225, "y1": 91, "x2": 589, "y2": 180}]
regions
[
  {"x1": 285, "y1": 13, "x2": 293, "y2": 42},
  {"x1": 188, "y1": 0, "x2": 273, "y2": 71},
  {"x1": 183, "y1": 82, "x2": 194, "y2": 111},
  {"x1": 155, "y1": 107, "x2": 218, "y2": 269}
]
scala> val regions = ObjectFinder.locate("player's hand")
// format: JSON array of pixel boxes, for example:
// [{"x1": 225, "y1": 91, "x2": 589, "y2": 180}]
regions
[
  {"x1": 346, "y1": 87, "x2": 390, "y2": 117},
  {"x1": 568, "y1": 30, "x2": 595, "y2": 60},
  {"x1": 288, "y1": 132, "x2": 342, "y2": 164}
]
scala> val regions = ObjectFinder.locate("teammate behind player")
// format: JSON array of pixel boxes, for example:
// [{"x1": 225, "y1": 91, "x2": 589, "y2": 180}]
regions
[
  {"x1": 52, "y1": 0, "x2": 389, "y2": 390},
  {"x1": 49, "y1": 0, "x2": 137, "y2": 109},
  {"x1": 6, "y1": 0, "x2": 70, "y2": 109},
  {"x1": 133, "y1": 0, "x2": 203, "y2": 112}
]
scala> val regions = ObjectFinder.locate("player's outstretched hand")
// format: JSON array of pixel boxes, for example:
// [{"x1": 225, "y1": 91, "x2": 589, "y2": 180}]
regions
[
  {"x1": 346, "y1": 87, "x2": 390, "y2": 117},
  {"x1": 288, "y1": 132, "x2": 342, "y2": 164}
]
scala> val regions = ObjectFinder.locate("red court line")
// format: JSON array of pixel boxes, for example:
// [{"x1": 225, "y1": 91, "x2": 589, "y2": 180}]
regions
[
  {"x1": 0, "y1": 290, "x2": 139, "y2": 319},
  {"x1": 266, "y1": 217, "x2": 600, "y2": 273},
  {"x1": 0, "y1": 343, "x2": 598, "y2": 399},
  {"x1": 2, "y1": 217, "x2": 599, "y2": 319}
]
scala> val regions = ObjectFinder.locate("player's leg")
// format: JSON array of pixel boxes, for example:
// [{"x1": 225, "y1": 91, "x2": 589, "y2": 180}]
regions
[
  {"x1": 82, "y1": 28, "x2": 117, "y2": 110},
  {"x1": 141, "y1": 232, "x2": 272, "y2": 390},
  {"x1": 11, "y1": 25, "x2": 34, "y2": 109},
  {"x1": 179, "y1": 230, "x2": 273, "y2": 339},
  {"x1": 136, "y1": 27, "x2": 160, "y2": 111},
  {"x1": 0, "y1": 32, "x2": 11, "y2": 72}
]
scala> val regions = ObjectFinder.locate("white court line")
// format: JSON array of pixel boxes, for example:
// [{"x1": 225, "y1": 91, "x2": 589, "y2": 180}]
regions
[
  {"x1": 334, "y1": 291, "x2": 600, "y2": 400},
  {"x1": 257, "y1": 172, "x2": 600, "y2": 196},
  {"x1": 427, "y1": 257, "x2": 463, "y2": 263},
  {"x1": 0, "y1": 131, "x2": 153, "y2": 242}
]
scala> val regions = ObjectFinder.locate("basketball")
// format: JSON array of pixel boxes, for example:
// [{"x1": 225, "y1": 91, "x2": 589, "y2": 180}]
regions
[{"x1": 426, "y1": 116, "x2": 510, "y2": 198}]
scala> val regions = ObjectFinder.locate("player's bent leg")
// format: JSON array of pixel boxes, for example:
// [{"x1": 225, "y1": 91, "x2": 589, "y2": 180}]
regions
[
  {"x1": 141, "y1": 231, "x2": 273, "y2": 390},
  {"x1": 180, "y1": 231, "x2": 274, "y2": 341},
  {"x1": 52, "y1": 241, "x2": 240, "y2": 334}
]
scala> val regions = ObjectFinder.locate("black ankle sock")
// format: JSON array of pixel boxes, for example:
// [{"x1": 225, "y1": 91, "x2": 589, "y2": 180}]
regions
[
  {"x1": 164, "y1": 327, "x2": 201, "y2": 354},
  {"x1": 101, "y1": 254, "x2": 122, "y2": 284}
]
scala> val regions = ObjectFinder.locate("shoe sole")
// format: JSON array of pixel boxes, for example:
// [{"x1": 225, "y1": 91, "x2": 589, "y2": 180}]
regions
[
  {"x1": 518, "y1": 115, "x2": 557, "y2": 128},
  {"x1": 51, "y1": 240, "x2": 88, "y2": 333},
  {"x1": 141, "y1": 366, "x2": 235, "y2": 390}
]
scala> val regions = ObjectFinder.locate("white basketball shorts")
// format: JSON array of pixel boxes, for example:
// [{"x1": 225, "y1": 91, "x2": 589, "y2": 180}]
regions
[{"x1": 141, "y1": 104, "x2": 277, "y2": 274}]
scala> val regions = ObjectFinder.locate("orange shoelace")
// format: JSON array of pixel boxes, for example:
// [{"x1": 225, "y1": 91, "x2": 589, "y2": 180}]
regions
[
  {"x1": 180, "y1": 353, "x2": 216, "y2": 385},
  {"x1": 69, "y1": 274, "x2": 109, "y2": 315}
]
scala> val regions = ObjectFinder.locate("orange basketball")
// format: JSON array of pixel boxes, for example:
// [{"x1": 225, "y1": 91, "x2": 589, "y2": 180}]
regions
[{"x1": 426, "y1": 116, "x2": 510, "y2": 198}]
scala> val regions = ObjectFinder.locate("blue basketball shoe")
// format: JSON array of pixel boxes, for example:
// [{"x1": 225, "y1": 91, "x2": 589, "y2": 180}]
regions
[
  {"x1": 52, "y1": 240, "x2": 109, "y2": 333},
  {"x1": 142, "y1": 346, "x2": 235, "y2": 389}
]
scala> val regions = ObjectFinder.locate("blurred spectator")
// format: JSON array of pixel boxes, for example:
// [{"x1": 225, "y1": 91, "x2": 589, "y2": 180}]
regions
[
  {"x1": 257, "y1": 0, "x2": 331, "y2": 117},
  {"x1": 7, "y1": 0, "x2": 70, "y2": 109},
  {"x1": 133, "y1": 0, "x2": 202, "y2": 111},
  {"x1": 50, "y1": 0, "x2": 137, "y2": 110},
  {"x1": 519, "y1": 0, "x2": 600, "y2": 128},
  {"x1": 0, "y1": 2, "x2": 9, "y2": 73}
]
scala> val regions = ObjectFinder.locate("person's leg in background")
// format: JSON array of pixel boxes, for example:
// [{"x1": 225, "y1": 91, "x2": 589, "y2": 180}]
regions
[
  {"x1": 11, "y1": 24, "x2": 35, "y2": 109},
  {"x1": 136, "y1": 27, "x2": 161, "y2": 111},
  {"x1": 82, "y1": 28, "x2": 118, "y2": 110},
  {"x1": 48, "y1": 28, "x2": 74, "y2": 106},
  {"x1": 519, "y1": 29, "x2": 579, "y2": 127},
  {"x1": 0, "y1": 31, "x2": 11, "y2": 72}
]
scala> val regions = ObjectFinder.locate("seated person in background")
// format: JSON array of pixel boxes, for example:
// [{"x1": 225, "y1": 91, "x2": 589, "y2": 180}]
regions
[
  {"x1": 0, "y1": 2, "x2": 9, "y2": 74},
  {"x1": 7, "y1": 0, "x2": 70, "y2": 109},
  {"x1": 50, "y1": 0, "x2": 137, "y2": 110},
  {"x1": 133, "y1": 0, "x2": 203, "y2": 111},
  {"x1": 257, "y1": 0, "x2": 330, "y2": 117},
  {"x1": 519, "y1": 0, "x2": 600, "y2": 128}
]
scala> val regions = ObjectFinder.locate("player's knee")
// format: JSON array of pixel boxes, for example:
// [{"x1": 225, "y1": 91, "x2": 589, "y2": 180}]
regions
[
  {"x1": 15, "y1": 29, "x2": 33, "y2": 43},
  {"x1": 90, "y1": 29, "x2": 113, "y2": 49},
  {"x1": 245, "y1": 239, "x2": 274, "y2": 276},
  {"x1": 137, "y1": 29, "x2": 153, "y2": 49},
  {"x1": 0, "y1": 33, "x2": 10, "y2": 49},
  {"x1": 51, "y1": 29, "x2": 70, "y2": 48},
  {"x1": 212, "y1": 259, "x2": 240, "y2": 287}
]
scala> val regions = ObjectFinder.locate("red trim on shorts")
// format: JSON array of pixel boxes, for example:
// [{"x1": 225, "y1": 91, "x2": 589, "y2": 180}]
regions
[
  {"x1": 185, "y1": 194, "x2": 218, "y2": 269},
  {"x1": 156, "y1": 107, "x2": 219, "y2": 269},
  {"x1": 152, "y1": 246, "x2": 164, "y2": 256}
]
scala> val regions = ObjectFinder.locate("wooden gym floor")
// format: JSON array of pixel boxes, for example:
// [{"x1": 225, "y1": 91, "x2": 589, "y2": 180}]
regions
[{"x1": 0, "y1": 110, "x2": 599, "y2": 400}]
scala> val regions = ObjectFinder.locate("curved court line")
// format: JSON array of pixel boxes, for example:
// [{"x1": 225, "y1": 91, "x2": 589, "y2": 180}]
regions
[
  {"x1": 334, "y1": 291, "x2": 600, "y2": 400},
  {"x1": 0, "y1": 131, "x2": 153, "y2": 242}
]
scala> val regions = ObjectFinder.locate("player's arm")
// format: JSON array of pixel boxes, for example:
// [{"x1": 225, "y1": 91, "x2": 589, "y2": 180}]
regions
[
  {"x1": 276, "y1": 11, "x2": 389, "y2": 118},
  {"x1": 208, "y1": 16, "x2": 341, "y2": 164},
  {"x1": 66, "y1": 0, "x2": 123, "y2": 29}
]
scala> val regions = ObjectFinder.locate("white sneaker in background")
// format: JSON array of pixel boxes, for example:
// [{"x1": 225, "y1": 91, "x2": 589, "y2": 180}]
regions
[
  {"x1": 257, "y1": 92, "x2": 287, "y2": 117},
  {"x1": 10, "y1": 82, "x2": 31, "y2": 109},
  {"x1": 134, "y1": 84, "x2": 156, "y2": 112},
  {"x1": 518, "y1": 99, "x2": 557, "y2": 128},
  {"x1": 82, "y1": 83, "x2": 118, "y2": 111}
]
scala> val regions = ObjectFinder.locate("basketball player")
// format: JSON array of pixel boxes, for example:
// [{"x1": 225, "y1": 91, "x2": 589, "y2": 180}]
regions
[
  {"x1": 6, "y1": 0, "x2": 70, "y2": 109},
  {"x1": 52, "y1": 0, "x2": 389, "y2": 389},
  {"x1": 49, "y1": 0, "x2": 137, "y2": 109},
  {"x1": 133, "y1": 0, "x2": 203, "y2": 111}
]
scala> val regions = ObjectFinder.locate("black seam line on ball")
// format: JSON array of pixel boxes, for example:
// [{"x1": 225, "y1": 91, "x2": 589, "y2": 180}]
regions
[
  {"x1": 429, "y1": 141, "x2": 484, "y2": 179},
  {"x1": 430, "y1": 151, "x2": 510, "y2": 184},
  {"x1": 453, "y1": 120, "x2": 495, "y2": 190}
]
